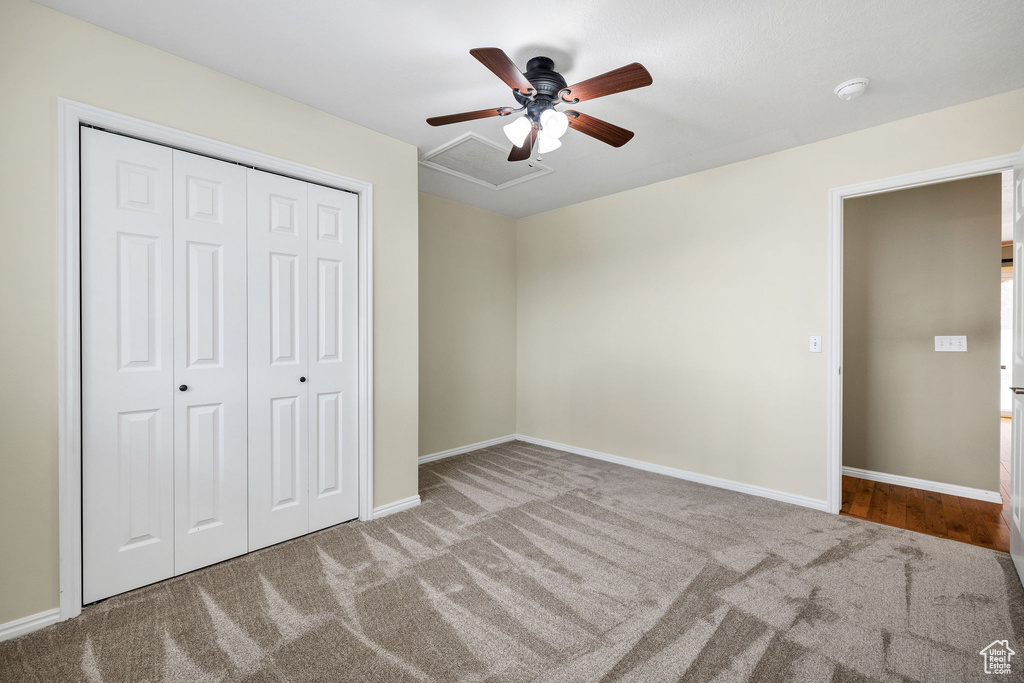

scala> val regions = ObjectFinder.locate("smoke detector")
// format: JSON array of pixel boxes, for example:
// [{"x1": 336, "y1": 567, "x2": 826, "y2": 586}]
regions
[{"x1": 834, "y1": 78, "x2": 870, "y2": 101}]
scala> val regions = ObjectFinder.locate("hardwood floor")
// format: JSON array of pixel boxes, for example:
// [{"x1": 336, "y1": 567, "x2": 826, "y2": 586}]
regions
[{"x1": 839, "y1": 417, "x2": 1012, "y2": 552}]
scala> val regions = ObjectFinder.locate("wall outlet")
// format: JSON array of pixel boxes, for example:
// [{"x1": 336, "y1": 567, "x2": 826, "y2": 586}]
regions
[
  {"x1": 934, "y1": 335, "x2": 967, "y2": 352},
  {"x1": 809, "y1": 335, "x2": 822, "y2": 353}
]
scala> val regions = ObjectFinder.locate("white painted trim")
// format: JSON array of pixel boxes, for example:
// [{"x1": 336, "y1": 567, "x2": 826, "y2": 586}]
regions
[
  {"x1": 372, "y1": 495, "x2": 421, "y2": 519},
  {"x1": 826, "y1": 152, "x2": 1016, "y2": 515},
  {"x1": 57, "y1": 98, "x2": 374, "y2": 621},
  {"x1": 0, "y1": 608, "x2": 60, "y2": 643},
  {"x1": 842, "y1": 466, "x2": 1003, "y2": 504},
  {"x1": 357, "y1": 148, "x2": 375, "y2": 525},
  {"x1": 419, "y1": 132, "x2": 553, "y2": 190},
  {"x1": 515, "y1": 435, "x2": 829, "y2": 512},
  {"x1": 418, "y1": 435, "x2": 518, "y2": 464},
  {"x1": 56, "y1": 100, "x2": 83, "y2": 623},
  {"x1": 827, "y1": 184, "x2": 843, "y2": 516}
]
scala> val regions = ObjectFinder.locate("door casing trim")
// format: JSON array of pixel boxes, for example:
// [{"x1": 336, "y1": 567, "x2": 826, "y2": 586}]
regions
[{"x1": 826, "y1": 153, "x2": 1016, "y2": 514}]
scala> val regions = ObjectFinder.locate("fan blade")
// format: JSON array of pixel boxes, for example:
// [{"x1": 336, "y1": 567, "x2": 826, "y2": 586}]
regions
[
  {"x1": 470, "y1": 47, "x2": 536, "y2": 95},
  {"x1": 565, "y1": 111, "x2": 635, "y2": 147},
  {"x1": 508, "y1": 127, "x2": 537, "y2": 162},
  {"x1": 560, "y1": 63, "x2": 652, "y2": 103},
  {"x1": 427, "y1": 107, "x2": 510, "y2": 126}
]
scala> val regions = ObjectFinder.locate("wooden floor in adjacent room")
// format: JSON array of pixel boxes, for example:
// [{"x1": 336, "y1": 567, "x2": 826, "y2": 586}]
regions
[{"x1": 840, "y1": 416, "x2": 1012, "y2": 552}]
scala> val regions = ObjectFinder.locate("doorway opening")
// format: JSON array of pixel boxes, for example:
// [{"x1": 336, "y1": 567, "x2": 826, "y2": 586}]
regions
[{"x1": 827, "y1": 156, "x2": 1018, "y2": 554}]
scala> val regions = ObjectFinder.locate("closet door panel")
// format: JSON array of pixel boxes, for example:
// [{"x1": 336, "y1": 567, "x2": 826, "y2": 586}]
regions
[
  {"x1": 82, "y1": 128, "x2": 175, "y2": 603},
  {"x1": 307, "y1": 184, "x2": 359, "y2": 530},
  {"x1": 247, "y1": 169, "x2": 310, "y2": 550},
  {"x1": 172, "y1": 150, "x2": 248, "y2": 574}
]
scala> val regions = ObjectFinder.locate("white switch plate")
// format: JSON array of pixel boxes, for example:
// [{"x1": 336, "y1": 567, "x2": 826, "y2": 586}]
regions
[
  {"x1": 809, "y1": 335, "x2": 822, "y2": 353},
  {"x1": 935, "y1": 335, "x2": 967, "y2": 352}
]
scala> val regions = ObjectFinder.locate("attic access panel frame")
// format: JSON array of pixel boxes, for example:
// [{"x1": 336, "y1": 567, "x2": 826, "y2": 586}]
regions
[{"x1": 419, "y1": 132, "x2": 553, "y2": 191}]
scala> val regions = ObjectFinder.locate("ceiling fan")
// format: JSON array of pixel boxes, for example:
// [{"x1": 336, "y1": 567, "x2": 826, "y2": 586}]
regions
[{"x1": 426, "y1": 48, "x2": 653, "y2": 162}]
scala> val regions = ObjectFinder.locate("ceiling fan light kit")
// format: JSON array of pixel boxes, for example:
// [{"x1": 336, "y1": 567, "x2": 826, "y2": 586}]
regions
[
  {"x1": 427, "y1": 48, "x2": 652, "y2": 162},
  {"x1": 539, "y1": 108, "x2": 569, "y2": 138},
  {"x1": 503, "y1": 116, "x2": 533, "y2": 147},
  {"x1": 537, "y1": 136, "x2": 561, "y2": 154}
]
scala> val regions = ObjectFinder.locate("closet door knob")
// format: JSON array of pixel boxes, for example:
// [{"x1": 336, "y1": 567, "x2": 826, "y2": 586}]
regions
[
  {"x1": 300, "y1": 376, "x2": 306, "y2": 383},
  {"x1": 179, "y1": 385, "x2": 188, "y2": 392}
]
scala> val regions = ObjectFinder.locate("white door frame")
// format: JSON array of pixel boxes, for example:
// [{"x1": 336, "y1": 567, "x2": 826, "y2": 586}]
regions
[
  {"x1": 57, "y1": 98, "x2": 375, "y2": 620},
  {"x1": 826, "y1": 152, "x2": 1017, "y2": 514}
]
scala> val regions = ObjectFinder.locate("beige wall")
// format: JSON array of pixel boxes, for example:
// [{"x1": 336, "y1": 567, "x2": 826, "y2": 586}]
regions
[
  {"x1": 517, "y1": 87, "x2": 1024, "y2": 502},
  {"x1": 419, "y1": 194, "x2": 517, "y2": 455},
  {"x1": 0, "y1": 0, "x2": 419, "y2": 625},
  {"x1": 843, "y1": 177, "x2": 1002, "y2": 491}
]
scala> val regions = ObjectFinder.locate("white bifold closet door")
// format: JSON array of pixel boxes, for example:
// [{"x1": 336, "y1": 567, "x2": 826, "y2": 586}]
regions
[
  {"x1": 247, "y1": 170, "x2": 310, "y2": 550},
  {"x1": 306, "y1": 183, "x2": 359, "y2": 532},
  {"x1": 82, "y1": 128, "x2": 176, "y2": 603},
  {"x1": 247, "y1": 170, "x2": 358, "y2": 551},
  {"x1": 83, "y1": 130, "x2": 249, "y2": 601},
  {"x1": 171, "y1": 150, "x2": 249, "y2": 574}
]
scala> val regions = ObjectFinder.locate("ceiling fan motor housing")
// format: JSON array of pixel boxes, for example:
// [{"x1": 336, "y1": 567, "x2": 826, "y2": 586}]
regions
[{"x1": 515, "y1": 56, "x2": 568, "y2": 120}]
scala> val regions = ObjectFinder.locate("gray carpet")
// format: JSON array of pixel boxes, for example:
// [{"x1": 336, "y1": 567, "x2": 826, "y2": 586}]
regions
[{"x1": 1, "y1": 440, "x2": 1022, "y2": 682}]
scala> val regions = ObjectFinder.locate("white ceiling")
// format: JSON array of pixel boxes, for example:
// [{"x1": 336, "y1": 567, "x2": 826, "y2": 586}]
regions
[{"x1": 37, "y1": 0, "x2": 1024, "y2": 218}]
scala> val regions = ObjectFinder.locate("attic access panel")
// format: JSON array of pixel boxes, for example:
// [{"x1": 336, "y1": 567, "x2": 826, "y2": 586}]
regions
[{"x1": 419, "y1": 133, "x2": 552, "y2": 190}]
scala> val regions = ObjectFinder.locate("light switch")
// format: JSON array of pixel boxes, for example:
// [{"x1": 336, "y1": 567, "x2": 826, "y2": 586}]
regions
[
  {"x1": 934, "y1": 335, "x2": 967, "y2": 352},
  {"x1": 809, "y1": 335, "x2": 822, "y2": 353}
]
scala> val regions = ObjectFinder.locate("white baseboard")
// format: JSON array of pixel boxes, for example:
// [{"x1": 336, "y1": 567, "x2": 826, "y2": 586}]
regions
[
  {"x1": 842, "y1": 466, "x2": 1003, "y2": 504},
  {"x1": 515, "y1": 435, "x2": 829, "y2": 512},
  {"x1": 418, "y1": 434, "x2": 517, "y2": 465},
  {"x1": 372, "y1": 495, "x2": 421, "y2": 519},
  {"x1": 0, "y1": 607, "x2": 59, "y2": 642}
]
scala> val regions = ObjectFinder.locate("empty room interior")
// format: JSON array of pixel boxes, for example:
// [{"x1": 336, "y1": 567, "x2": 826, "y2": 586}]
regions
[{"x1": 3, "y1": 0, "x2": 1024, "y2": 681}]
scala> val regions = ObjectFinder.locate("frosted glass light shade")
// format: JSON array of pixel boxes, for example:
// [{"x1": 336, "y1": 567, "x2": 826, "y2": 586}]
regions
[
  {"x1": 503, "y1": 117, "x2": 532, "y2": 147},
  {"x1": 537, "y1": 136, "x2": 561, "y2": 154},
  {"x1": 540, "y1": 109, "x2": 569, "y2": 139}
]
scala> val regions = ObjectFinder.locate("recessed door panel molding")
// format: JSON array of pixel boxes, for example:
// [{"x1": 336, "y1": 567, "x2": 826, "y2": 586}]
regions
[
  {"x1": 317, "y1": 204, "x2": 341, "y2": 242},
  {"x1": 1013, "y1": 398, "x2": 1022, "y2": 530},
  {"x1": 117, "y1": 233, "x2": 161, "y2": 370},
  {"x1": 270, "y1": 252, "x2": 300, "y2": 365},
  {"x1": 186, "y1": 241, "x2": 222, "y2": 367},
  {"x1": 82, "y1": 127, "x2": 175, "y2": 603},
  {"x1": 271, "y1": 396, "x2": 302, "y2": 509},
  {"x1": 117, "y1": 409, "x2": 162, "y2": 549},
  {"x1": 172, "y1": 149, "x2": 248, "y2": 575},
  {"x1": 317, "y1": 259, "x2": 342, "y2": 363},
  {"x1": 316, "y1": 392, "x2": 342, "y2": 497},
  {"x1": 117, "y1": 161, "x2": 160, "y2": 213},
  {"x1": 248, "y1": 168, "x2": 310, "y2": 550},
  {"x1": 185, "y1": 402, "x2": 224, "y2": 532},
  {"x1": 308, "y1": 184, "x2": 359, "y2": 531},
  {"x1": 186, "y1": 175, "x2": 224, "y2": 223},
  {"x1": 270, "y1": 194, "x2": 298, "y2": 235}
]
